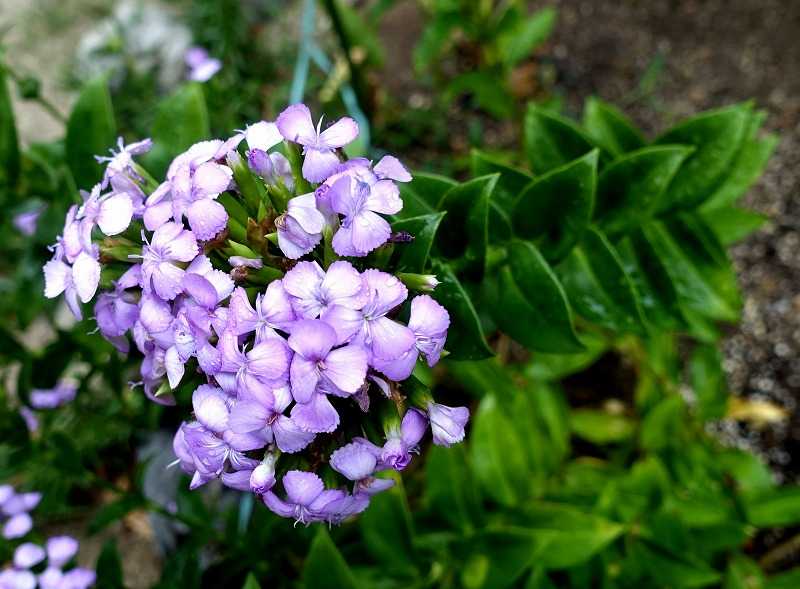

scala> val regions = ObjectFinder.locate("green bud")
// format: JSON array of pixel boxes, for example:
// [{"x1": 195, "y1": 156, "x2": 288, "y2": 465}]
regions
[{"x1": 397, "y1": 272, "x2": 440, "y2": 292}]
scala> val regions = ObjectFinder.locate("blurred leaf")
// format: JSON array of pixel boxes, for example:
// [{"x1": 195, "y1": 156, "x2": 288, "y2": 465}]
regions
[
  {"x1": 425, "y1": 444, "x2": 481, "y2": 530},
  {"x1": 570, "y1": 409, "x2": 635, "y2": 444},
  {"x1": 654, "y1": 103, "x2": 752, "y2": 211},
  {"x1": 724, "y1": 554, "x2": 764, "y2": 589},
  {"x1": 303, "y1": 528, "x2": 360, "y2": 589},
  {"x1": 447, "y1": 71, "x2": 515, "y2": 119},
  {"x1": 0, "y1": 64, "x2": 20, "y2": 190},
  {"x1": 556, "y1": 227, "x2": 645, "y2": 332},
  {"x1": 497, "y1": 7, "x2": 557, "y2": 66},
  {"x1": 89, "y1": 493, "x2": 146, "y2": 534},
  {"x1": 95, "y1": 539, "x2": 125, "y2": 589},
  {"x1": 690, "y1": 344, "x2": 728, "y2": 421},
  {"x1": 334, "y1": 0, "x2": 385, "y2": 67},
  {"x1": 631, "y1": 538, "x2": 721, "y2": 587},
  {"x1": 522, "y1": 332, "x2": 607, "y2": 381},
  {"x1": 242, "y1": 574, "x2": 262, "y2": 589},
  {"x1": 765, "y1": 568, "x2": 800, "y2": 589},
  {"x1": 491, "y1": 240, "x2": 583, "y2": 353},
  {"x1": 359, "y1": 478, "x2": 417, "y2": 575},
  {"x1": 391, "y1": 212, "x2": 446, "y2": 272},
  {"x1": 431, "y1": 260, "x2": 493, "y2": 360},
  {"x1": 595, "y1": 145, "x2": 692, "y2": 234},
  {"x1": 66, "y1": 75, "x2": 117, "y2": 189},
  {"x1": 438, "y1": 174, "x2": 497, "y2": 272},
  {"x1": 718, "y1": 449, "x2": 774, "y2": 493},
  {"x1": 640, "y1": 395, "x2": 685, "y2": 451},
  {"x1": 414, "y1": 14, "x2": 457, "y2": 72},
  {"x1": 525, "y1": 568, "x2": 557, "y2": 589},
  {"x1": 582, "y1": 97, "x2": 646, "y2": 156},
  {"x1": 471, "y1": 395, "x2": 529, "y2": 506},
  {"x1": 701, "y1": 206, "x2": 768, "y2": 246},
  {"x1": 513, "y1": 150, "x2": 597, "y2": 261},
  {"x1": 523, "y1": 104, "x2": 599, "y2": 174},
  {"x1": 469, "y1": 527, "x2": 538, "y2": 589}
]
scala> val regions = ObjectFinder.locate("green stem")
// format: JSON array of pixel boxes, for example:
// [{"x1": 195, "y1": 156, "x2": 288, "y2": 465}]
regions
[{"x1": 4, "y1": 65, "x2": 66, "y2": 123}]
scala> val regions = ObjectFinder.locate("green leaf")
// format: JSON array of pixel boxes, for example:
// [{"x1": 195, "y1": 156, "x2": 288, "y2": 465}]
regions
[
  {"x1": 95, "y1": 539, "x2": 125, "y2": 589},
  {"x1": 654, "y1": 103, "x2": 752, "y2": 211},
  {"x1": 718, "y1": 449, "x2": 774, "y2": 493},
  {"x1": 425, "y1": 444, "x2": 481, "y2": 530},
  {"x1": 582, "y1": 97, "x2": 646, "y2": 156},
  {"x1": 144, "y1": 83, "x2": 210, "y2": 177},
  {"x1": 744, "y1": 486, "x2": 800, "y2": 527},
  {"x1": 690, "y1": 344, "x2": 728, "y2": 421},
  {"x1": 570, "y1": 409, "x2": 635, "y2": 444},
  {"x1": 510, "y1": 384, "x2": 571, "y2": 479},
  {"x1": 430, "y1": 260, "x2": 493, "y2": 360},
  {"x1": 521, "y1": 503, "x2": 624, "y2": 569},
  {"x1": 469, "y1": 527, "x2": 538, "y2": 589},
  {"x1": 66, "y1": 75, "x2": 117, "y2": 188},
  {"x1": 702, "y1": 112, "x2": 778, "y2": 211},
  {"x1": 556, "y1": 227, "x2": 646, "y2": 332},
  {"x1": 640, "y1": 395, "x2": 685, "y2": 451},
  {"x1": 334, "y1": 0, "x2": 385, "y2": 67},
  {"x1": 595, "y1": 145, "x2": 693, "y2": 233},
  {"x1": 631, "y1": 539, "x2": 722, "y2": 588},
  {"x1": 522, "y1": 331, "x2": 607, "y2": 381},
  {"x1": 471, "y1": 395, "x2": 529, "y2": 506},
  {"x1": 470, "y1": 149, "x2": 534, "y2": 211},
  {"x1": 303, "y1": 528, "x2": 360, "y2": 589},
  {"x1": 0, "y1": 65, "x2": 20, "y2": 190},
  {"x1": 391, "y1": 212, "x2": 445, "y2": 272},
  {"x1": 700, "y1": 206, "x2": 768, "y2": 246},
  {"x1": 492, "y1": 240, "x2": 583, "y2": 353},
  {"x1": 513, "y1": 150, "x2": 597, "y2": 261},
  {"x1": 525, "y1": 568, "x2": 557, "y2": 589},
  {"x1": 89, "y1": 493, "x2": 146, "y2": 534},
  {"x1": 447, "y1": 71, "x2": 515, "y2": 119},
  {"x1": 241, "y1": 574, "x2": 262, "y2": 589},
  {"x1": 724, "y1": 554, "x2": 764, "y2": 589},
  {"x1": 497, "y1": 7, "x2": 557, "y2": 66},
  {"x1": 523, "y1": 104, "x2": 600, "y2": 174},
  {"x1": 359, "y1": 477, "x2": 417, "y2": 574},
  {"x1": 765, "y1": 568, "x2": 800, "y2": 589},
  {"x1": 438, "y1": 174, "x2": 497, "y2": 273}
]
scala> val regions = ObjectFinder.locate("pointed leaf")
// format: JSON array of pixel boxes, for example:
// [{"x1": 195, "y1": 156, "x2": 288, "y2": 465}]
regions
[
  {"x1": 425, "y1": 444, "x2": 482, "y2": 530},
  {"x1": 700, "y1": 206, "x2": 768, "y2": 246},
  {"x1": 631, "y1": 539, "x2": 722, "y2": 588},
  {"x1": 570, "y1": 409, "x2": 635, "y2": 444},
  {"x1": 469, "y1": 527, "x2": 539, "y2": 589},
  {"x1": 438, "y1": 174, "x2": 497, "y2": 273},
  {"x1": 523, "y1": 104, "x2": 600, "y2": 174},
  {"x1": 303, "y1": 528, "x2": 360, "y2": 589},
  {"x1": 359, "y1": 477, "x2": 417, "y2": 574},
  {"x1": 497, "y1": 7, "x2": 557, "y2": 66},
  {"x1": 0, "y1": 65, "x2": 20, "y2": 190},
  {"x1": 391, "y1": 212, "x2": 445, "y2": 272},
  {"x1": 95, "y1": 539, "x2": 124, "y2": 589},
  {"x1": 397, "y1": 172, "x2": 457, "y2": 219},
  {"x1": 66, "y1": 75, "x2": 117, "y2": 188},
  {"x1": 470, "y1": 149, "x2": 534, "y2": 211},
  {"x1": 595, "y1": 145, "x2": 693, "y2": 233},
  {"x1": 242, "y1": 574, "x2": 262, "y2": 589},
  {"x1": 514, "y1": 150, "x2": 597, "y2": 261},
  {"x1": 582, "y1": 97, "x2": 646, "y2": 156},
  {"x1": 655, "y1": 103, "x2": 752, "y2": 211},
  {"x1": 690, "y1": 344, "x2": 728, "y2": 421}
]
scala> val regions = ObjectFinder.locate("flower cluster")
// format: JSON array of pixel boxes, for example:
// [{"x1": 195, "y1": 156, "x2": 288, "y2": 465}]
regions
[
  {"x1": 43, "y1": 103, "x2": 469, "y2": 525},
  {"x1": 0, "y1": 485, "x2": 95, "y2": 589}
]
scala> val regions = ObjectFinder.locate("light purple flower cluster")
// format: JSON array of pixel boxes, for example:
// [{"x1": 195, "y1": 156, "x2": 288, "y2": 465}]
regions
[
  {"x1": 0, "y1": 485, "x2": 95, "y2": 589},
  {"x1": 42, "y1": 103, "x2": 469, "y2": 525}
]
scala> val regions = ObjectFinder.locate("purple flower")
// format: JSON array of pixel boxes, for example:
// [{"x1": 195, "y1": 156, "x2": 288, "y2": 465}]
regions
[
  {"x1": 218, "y1": 330, "x2": 291, "y2": 395},
  {"x1": 329, "y1": 174, "x2": 402, "y2": 256},
  {"x1": 282, "y1": 260, "x2": 365, "y2": 344},
  {"x1": 57, "y1": 568, "x2": 96, "y2": 589},
  {"x1": 29, "y1": 382, "x2": 77, "y2": 410},
  {"x1": 0, "y1": 569, "x2": 36, "y2": 589},
  {"x1": 2, "y1": 513, "x2": 32, "y2": 539},
  {"x1": 249, "y1": 458, "x2": 277, "y2": 494},
  {"x1": 19, "y1": 407, "x2": 38, "y2": 433},
  {"x1": 13, "y1": 206, "x2": 45, "y2": 236},
  {"x1": 78, "y1": 184, "x2": 134, "y2": 237},
  {"x1": 358, "y1": 408, "x2": 427, "y2": 471},
  {"x1": 374, "y1": 155, "x2": 412, "y2": 182},
  {"x1": 228, "y1": 283, "x2": 295, "y2": 343},
  {"x1": 46, "y1": 536, "x2": 79, "y2": 568},
  {"x1": 141, "y1": 222, "x2": 199, "y2": 300},
  {"x1": 229, "y1": 385, "x2": 314, "y2": 452},
  {"x1": 372, "y1": 295, "x2": 450, "y2": 380},
  {"x1": 14, "y1": 543, "x2": 46, "y2": 569},
  {"x1": 263, "y1": 470, "x2": 348, "y2": 525},
  {"x1": 94, "y1": 265, "x2": 141, "y2": 353},
  {"x1": 186, "y1": 46, "x2": 222, "y2": 82},
  {"x1": 43, "y1": 249, "x2": 101, "y2": 319},
  {"x1": 276, "y1": 193, "x2": 325, "y2": 259},
  {"x1": 350, "y1": 270, "x2": 415, "y2": 363},
  {"x1": 247, "y1": 149, "x2": 293, "y2": 190},
  {"x1": 276, "y1": 104, "x2": 359, "y2": 183},
  {"x1": 330, "y1": 442, "x2": 394, "y2": 496},
  {"x1": 228, "y1": 256, "x2": 263, "y2": 270},
  {"x1": 428, "y1": 402, "x2": 469, "y2": 447},
  {"x1": 287, "y1": 320, "x2": 368, "y2": 433},
  {"x1": 176, "y1": 421, "x2": 260, "y2": 490},
  {"x1": 95, "y1": 137, "x2": 152, "y2": 189}
]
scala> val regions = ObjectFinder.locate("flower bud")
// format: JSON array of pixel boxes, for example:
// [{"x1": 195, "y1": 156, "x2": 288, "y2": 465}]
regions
[
  {"x1": 397, "y1": 272, "x2": 439, "y2": 293},
  {"x1": 250, "y1": 456, "x2": 277, "y2": 494}
]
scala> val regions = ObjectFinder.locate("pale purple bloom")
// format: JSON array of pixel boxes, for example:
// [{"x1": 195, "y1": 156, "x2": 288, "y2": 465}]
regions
[
  {"x1": 276, "y1": 104, "x2": 359, "y2": 183},
  {"x1": 192, "y1": 385, "x2": 230, "y2": 433},
  {"x1": 141, "y1": 222, "x2": 199, "y2": 300},
  {"x1": 329, "y1": 174, "x2": 402, "y2": 256},
  {"x1": 186, "y1": 47, "x2": 221, "y2": 82},
  {"x1": 58, "y1": 568, "x2": 96, "y2": 589},
  {"x1": 94, "y1": 265, "x2": 141, "y2": 352},
  {"x1": 357, "y1": 408, "x2": 427, "y2": 471},
  {"x1": 95, "y1": 136, "x2": 152, "y2": 188},
  {"x1": 43, "y1": 249, "x2": 101, "y2": 319},
  {"x1": 30, "y1": 382, "x2": 77, "y2": 410},
  {"x1": 282, "y1": 260, "x2": 365, "y2": 344},
  {"x1": 247, "y1": 149, "x2": 294, "y2": 190},
  {"x1": 372, "y1": 295, "x2": 450, "y2": 380},
  {"x1": 350, "y1": 270, "x2": 415, "y2": 362},
  {"x1": 229, "y1": 385, "x2": 315, "y2": 452},
  {"x1": 0, "y1": 569, "x2": 35, "y2": 589},
  {"x1": 182, "y1": 255, "x2": 235, "y2": 309},
  {"x1": 78, "y1": 184, "x2": 134, "y2": 237},
  {"x1": 13, "y1": 206, "x2": 45, "y2": 236},
  {"x1": 374, "y1": 155, "x2": 412, "y2": 182},
  {"x1": 2, "y1": 513, "x2": 32, "y2": 539},
  {"x1": 13, "y1": 543, "x2": 45, "y2": 569},
  {"x1": 228, "y1": 283, "x2": 294, "y2": 342},
  {"x1": 250, "y1": 457, "x2": 277, "y2": 494},
  {"x1": 228, "y1": 256, "x2": 263, "y2": 270},
  {"x1": 19, "y1": 407, "x2": 38, "y2": 433},
  {"x1": 175, "y1": 421, "x2": 260, "y2": 490},
  {"x1": 263, "y1": 470, "x2": 349, "y2": 525},
  {"x1": 46, "y1": 536, "x2": 79, "y2": 568},
  {"x1": 276, "y1": 193, "x2": 325, "y2": 259},
  {"x1": 330, "y1": 442, "x2": 394, "y2": 496},
  {"x1": 217, "y1": 330, "x2": 291, "y2": 394},
  {"x1": 428, "y1": 402, "x2": 469, "y2": 447}
]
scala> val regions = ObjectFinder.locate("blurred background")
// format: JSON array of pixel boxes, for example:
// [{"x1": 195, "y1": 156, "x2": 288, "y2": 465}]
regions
[{"x1": 1, "y1": 0, "x2": 798, "y2": 586}]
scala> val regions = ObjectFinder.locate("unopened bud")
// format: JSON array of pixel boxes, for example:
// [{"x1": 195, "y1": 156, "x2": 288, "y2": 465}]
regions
[
  {"x1": 250, "y1": 454, "x2": 277, "y2": 494},
  {"x1": 397, "y1": 272, "x2": 439, "y2": 292}
]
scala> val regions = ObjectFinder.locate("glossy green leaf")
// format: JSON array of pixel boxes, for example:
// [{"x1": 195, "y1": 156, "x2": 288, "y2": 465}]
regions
[
  {"x1": 655, "y1": 103, "x2": 752, "y2": 211},
  {"x1": 702, "y1": 111, "x2": 778, "y2": 211},
  {"x1": 438, "y1": 174, "x2": 497, "y2": 273},
  {"x1": 359, "y1": 478, "x2": 417, "y2": 574},
  {"x1": 400, "y1": 172, "x2": 458, "y2": 218},
  {"x1": 556, "y1": 227, "x2": 646, "y2": 332},
  {"x1": 66, "y1": 75, "x2": 117, "y2": 188},
  {"x1": 513, "y1": 150, "x2": 597, "y2": 261},
  {"x1": 430, "y1": 260, "x2": 493, "y2": 360},
  {"x1": 391, "y1": 212, "x2": 445, "y2": 272},
  {"x1": 521, "y1": 503, "x2": 624, "y2": 569},
  {"x1": 595, "y1": 145, "x2": 693, "y2": 233},
  {"x1": 0, "y1": 65, "x2": 20, "y2": 190},
  {"x1": 95, "y1": 539, "x2": 124, "y2": 589},
  {"x1": 497, "y1": 7, "x2": 557, "y2": 66},
  {"x1": 303, "y1": 528, "x2": 360, "y2": 589},
  {"x1": 470, "y1": 149, "x2": 533, "y2": 211},
  {"x1": 690, "y1": 344, "x2": 728, "y2": 421},
  {"x1": 490, "y1": 245, "x2": 583, "y2": 353},
  {"x1": 570, "y1": 409, "x2": 635, "y2": 444},
  {"x1": 744, "y1": 486, "x2": 800, "y2": 527},
  {"x1": 425, "y1": 444, "x2": 482, "y2": 530},
  {"x1": 582, "y1": 97, "x2": 646, "y2": 156},
  {"x1": 522, "y1": 331, "x2": 607, "y2": 381},
  {"x1": 144, "y1": 83, "x2": 210, "y2": 177},
  {"x1": 523, "y1": 104, "x2": 599, "y2": 174},
  {"x1": 471, "y1": 395, "x2": 529, "y2": 506},
  {"x1": 701, "y1": 206, "x2": 768, "y2": 246}
]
